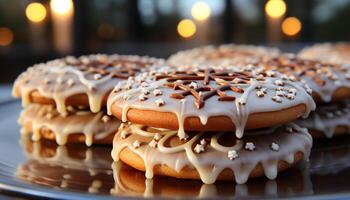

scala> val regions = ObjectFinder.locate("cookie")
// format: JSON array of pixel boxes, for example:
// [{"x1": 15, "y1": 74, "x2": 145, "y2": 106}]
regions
[
  {"x1": 298, "y1": 43, "x2": 350, "y2": 65},
  {"x1": 19, "y1": 104, "x2": 120, "y2": 146},
  {"x1": 13, "y1": 54, "x2": 164, "y2": 114},
  {"x1": 18, "y1": 138, "x2": 114, "y2": 194},
  {"x1": 107, "y1": 66, "x2": 315, "y2": 139},
  {"x1": 296, "y1": 102, "x2": 350, "y2": 139},
  {"x1": 111, "y1": 162, "x2": 312, "y2": 198},
  {"x1": 112, "y1": 123, "x2": 312, "y2": 184},
  {"x1": 168, "y1": 44, "x2": 279, "y2": 67},
  {"x1": 262, "y1": 55, "x2": 350, "y2": 103}
]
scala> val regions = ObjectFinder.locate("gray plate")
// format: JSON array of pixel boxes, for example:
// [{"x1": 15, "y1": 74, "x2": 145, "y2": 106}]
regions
[{"x1": 1, "y1": 100, "x2": 350, "y2": 199}]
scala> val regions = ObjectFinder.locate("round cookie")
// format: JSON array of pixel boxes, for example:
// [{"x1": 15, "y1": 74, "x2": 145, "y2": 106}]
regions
[
  {"x1": 168, "y1": 44, "x2": 280, "y2": 67},
  {"x1": 298, "y1": 43, "x2": 350, "y2": 65},
  {"x1": 296, "y1": 101, "x2": 350, "y2": 139},
  {"x1": 112, "y1": 123, "x2": 312, "y2": 184},
  {"x1": 107, "y1": 66, "x2": 315, "y2": 139},
  {"x1": 13, "y1": 54, "x2": 164, "y2": 114},
  {"x1": 261, "y1": 55, "x2": 350, "y2": 103},
  {"x1": 19, "y1": 104, "x2": 120, "y2": 146}
]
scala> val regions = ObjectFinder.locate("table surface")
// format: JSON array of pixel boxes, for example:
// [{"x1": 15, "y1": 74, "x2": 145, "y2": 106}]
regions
[{"x1": 1, "y1": 86, "x2": 350, "y2": 199}]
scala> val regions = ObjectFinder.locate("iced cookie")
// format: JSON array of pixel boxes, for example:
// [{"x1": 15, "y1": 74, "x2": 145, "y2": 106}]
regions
[
  {"x1": 298, "y1": 43, "x2": 350, "y2": 65},
  {"x1": 107, "y1": 66, "x2": 315, "y2": 139},
  {"x1": 168, "y1": 44, "x2": 279, "y2": 67},
  {"x1": 13, "y1": 54, "x2": 164, "y2": 114},
  {"x1": 111, "y1": 123, "x2": 312, "y2": 184}
]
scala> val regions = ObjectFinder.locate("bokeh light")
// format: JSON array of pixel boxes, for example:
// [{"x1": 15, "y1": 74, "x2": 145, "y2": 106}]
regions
[
  {"x1": 26, "y1": 3, "x2": 47, "y2": 23},
  {"x1": 191, "y1": 2, "x2": 211, "y2": 21},
  {"x1": 50, "y1": 0, "x2": 73, "y2": 15},
  {"x1": 177, "y1": 19, "x2": 196, "y2": 38},
  {"x1": 0, "y1": 27, "x2": 14, "y2": 46},
  {"x1": 282, "y1": 17, "x2": 302, "y2": 36},
  {"x1": 265, "y1": 0, "x2": 286, "y2": 18}
]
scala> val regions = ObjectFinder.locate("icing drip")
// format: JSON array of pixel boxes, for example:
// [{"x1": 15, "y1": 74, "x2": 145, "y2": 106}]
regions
[
  {"x1": 107, "y1": 66, "x2": 315, "y2": 138},
  {"x1": 296, "y1": 101, "x2": 350, "y2": 138},
  {"x1": 18, "y1": 104, "x2": 120, "y2": 146},
  {"x1": 112, "y1": 123, "x2": 313, "y2": 184},
  {"x1": 13, "y1": 54, "x2": 164, "y2": 114}
]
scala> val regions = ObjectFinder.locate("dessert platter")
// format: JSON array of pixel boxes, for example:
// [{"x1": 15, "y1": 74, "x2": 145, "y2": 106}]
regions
[{"x1": 1, "y1": 45, "x2": 350, "y2": 199}]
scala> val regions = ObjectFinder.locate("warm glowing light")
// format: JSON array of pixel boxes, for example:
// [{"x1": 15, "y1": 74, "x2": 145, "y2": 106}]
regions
[
  {"x1": 50, "y1": 0, "x2": 73, "y2": 15},
  {"x1": 0, "y1": 27, "x2": 14, "y2": 46},
  {"x1": 265, "y1": 0, "x2": 286, "y2": 18},
  {"x1": 177, "y1": 19, "x2": 196, "y2": 38},
  {"x1": 282, "y1": 17, "x2": 302, "y2": 36},
  {"x1": 191, "y1": 2, "x2": 211, "y2": 21},
  {"x1": 26, "y1": 3, "x2": 47, "y2": 23}
]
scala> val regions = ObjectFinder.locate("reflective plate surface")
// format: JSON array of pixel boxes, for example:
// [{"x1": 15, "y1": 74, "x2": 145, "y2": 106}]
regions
[{"x1": 1, "y1": 100, "x2": 350, "y2": 199}]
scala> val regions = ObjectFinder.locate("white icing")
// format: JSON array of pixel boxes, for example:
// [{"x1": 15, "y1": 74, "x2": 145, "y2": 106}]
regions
[
  {"x1": 296, "y1": 101, "x2": 350, "y2": 138},
  {"x1": 18, "y1": 104, "x2": 120, "y2": 146},
  {"x1": 12, "y1": 54, "x2": 164, "y2": 114},
  {"x1": 107, "y1": 66, "x2": 315, "y2": 139},
  {"x1": 111, "y1": 123, "x2": 312, "y2": 184}
]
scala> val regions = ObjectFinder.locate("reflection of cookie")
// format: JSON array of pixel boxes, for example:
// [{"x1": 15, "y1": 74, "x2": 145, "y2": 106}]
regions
[
  {"x1": 168, "y1": 44, "x2": 279, "y2": 67},
  {"x1": 111, "y1": 162, "x2": 312, "y2": 198},
  {"x1": 108, "y1": 66, "x2": 315, "y2": 139},
  {"x1": 19, "y1": 104, "x2": 120, "y2": 146},
  {"x1": 17, "y1": 138, "x2": 114, "y2": 194},
  {"x1": 296, "y1": 102, "x2": 350, "y2": 138},
  {"x1": 298, "y1": 43, "x2": 350, "y2": 64},
  {"x1": 112, "y1": 123, "x2": 312, "y2": 184},
  {"x1": 13, "y1": 54, "x2": 164, "y2": 114}
]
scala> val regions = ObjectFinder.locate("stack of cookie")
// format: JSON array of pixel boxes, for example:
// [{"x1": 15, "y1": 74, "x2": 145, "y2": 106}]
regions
[
  {"x1": 169, "y1": 44, "x2": 350, "y2": 139},
  {"x1": 108, "y1": 65, "x2": 315, "y2": 184},
  {"x1": 13, "y1": 54, "x2": 163, "y2": 146}
]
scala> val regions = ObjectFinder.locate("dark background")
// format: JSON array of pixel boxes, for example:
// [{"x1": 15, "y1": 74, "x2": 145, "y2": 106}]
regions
[{"x1": 1, "y1": 0, "x2": 350, "y2": 83}]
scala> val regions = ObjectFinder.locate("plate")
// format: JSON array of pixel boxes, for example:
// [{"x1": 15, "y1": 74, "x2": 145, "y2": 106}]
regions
[{"x1": 1, "y1": 100, "x2": 350, "y2": 199}]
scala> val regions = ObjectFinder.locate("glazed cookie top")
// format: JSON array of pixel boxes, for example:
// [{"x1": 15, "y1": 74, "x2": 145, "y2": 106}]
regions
[
  {"x1": 13, "y1": 54, "x2": 164, "y2": 114},
  {"x1": 298, "y1": 43, "x2": 350, "y2": 64},
  {"x1": 167, "y1": 44, "x2": 279, "y2": 67},
  {"x1": 262, "y1": 55, "x2": 350, "y2": 102},
  {"x1": 19, "y1": 104, "x2": 120, "y2": 146},
  {"x1": 107, "y1": 66, "x2": 315, "y2": 139},
  {"x1": 112, "y1": 123, "x2": 312, "y2": 184}
]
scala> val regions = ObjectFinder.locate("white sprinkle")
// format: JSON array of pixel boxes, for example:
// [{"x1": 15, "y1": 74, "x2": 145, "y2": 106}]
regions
[
  {"x1": 260, "y1": 87, "x2": 267, "y2": 94},
  {"x1": 121, "y1": 131, "x2": 129, "y2": 139},
  {"x1": 155, "y1": 98, "x2": 165, "y2": 107},
  {"x1": 326, "y1": 112, "x2": 334, "y2": 118},
  {"x1": 142, "y1": 88, "x2": 150, "y2": 95},
  {"x1": 288, "y1": 88, "x2": 297, "y2": 94},
  {"x1": 266, "y1": 70, "x2": 276, "y2": 77},
  {"x1": 335, "y1": 110, "x2": 342, "y2": 116},
  {"x1": 149, "y1": 139, "x2": 158, "y2": 148},
  {"x1": 194, "y1": 144, "x2": 205, "y2": 153},
  {"x1": 245, "y1": 142, "x2": 255, "y2": 151},
  {"x1": 270, "y1": 142, "x2": 279, "y2": 151},
  {"x1": 200, "y1": 139, "x2": 207, "y2": 145},
  {"x1": 139, "y1": 94, "x2": 148, "y2": 101},
  {"x1": 141, "y1": 82, "x2": 149, "y2": 87},
  {"x1": 67, "y1": 79, "x2": 74, "y2": 86},
  {"x1": 133, "y1": 140, "x2": 141, "y2": 149},
  {"x1": 272, "y1": 95, "x2": 282, "y2": 103},
  {"x1": 286, "y1": 93, "x2": 295, "y2": 100},
  {"x1": 276, "y1": 90, "x2": 285, "y2": 97},
  {"x1": 274, "y1": 79, "x2": 284, "y2": 86},
  {"x1": 101, "y1": 115, "x2": 110, "y2": 123},
  {"x1": 94, "y1": 74, "x2": 102, "y2": 80},
  {"x1": 276, "y1": 87, "x2": 285, "y2": 91},
  {"x1": 154, "y1": 133, "x2": 162, "y2": 141},
  {"x1": 256, "y1": 90, "x2": 265, "y2": 97},
  {"x1": 189, "y1": 81, "x2": 198, "y2": 89},
  {"x1": 255, "y1": 85, "x2": 262, "y2": 89},
  {"x1": 237, "y1": 98, "x2": 246, "y2": 105},
  {"x1": 304, "y1": 84, "x2": 312, "y2": 94},
  {"x1": 153, "y1": 89, "x2": 163, "y2": 96},
  {"x1": 286, "y1": 127, "x2": 293, "y2": 133},
  {"x1": 228, "y1": 150, "x2": 239, "y2": 160}
]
